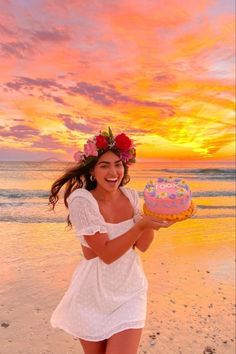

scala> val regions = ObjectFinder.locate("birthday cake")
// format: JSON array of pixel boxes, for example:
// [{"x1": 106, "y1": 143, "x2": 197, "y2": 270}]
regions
[{"x1": 143, "y1": 177, "x2": 195, "y2": 221}]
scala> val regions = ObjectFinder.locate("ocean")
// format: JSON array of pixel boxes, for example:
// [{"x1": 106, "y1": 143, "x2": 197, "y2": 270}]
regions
[{"x1": 0, "y1": 160, "x2": 235, "y2": 224}]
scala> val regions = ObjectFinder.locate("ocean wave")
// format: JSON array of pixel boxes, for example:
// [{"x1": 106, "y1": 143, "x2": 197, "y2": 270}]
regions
[
  {"x1": 1, "y1": 162, "x2": 234, "y2": 175},
  {"x1": 192, "y1": 191, "x2": 235, "y2": 197},
  {"x1": 137, "y1": 191, "x2": 235, "y2": 198},
  {"x1": 0, "y1": 189, "x2": 49, "y2": 199},
  {"x1": 0, "y1": 201, "x2": 234, "y2": 212},
  {"x1": 132, "y1": 175, "x2": 234, "y2": 181},
  {"x1": 186, "y1": 176, "x2": 234, "y2": 181},
  {"x1": 0, "y1": 214, "x2": 234, "y2": 223},
  {"x1": 197, "y1": 205, "x2": 235, "y2": 209},
  {"x1": 0, "y1": 202, "x2": 27, "y2": 207},
  {"x1": 0, "y1": 201, "x2": 47, "y2": 207},
  {"x1": 0, "y1": 188, "x2": 235, "y2": 200},
  {"x1": 137, "y1": 168, "x2": 236, "y2": 180},
  {"x1": 160, "y1": 168, "x2": 235, "y2": 174},
  {"x1": 0, "y1": 216, "x2": 65, "y2": 223}
]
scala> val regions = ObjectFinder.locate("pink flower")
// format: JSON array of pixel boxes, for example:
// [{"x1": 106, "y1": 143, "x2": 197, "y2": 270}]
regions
[
  {"x1": 120, "y1": 150, "x2": 132, "y2": 162},
  {"x1": 84, "y1": 141, "x2": 98, "y2": 157},
  {"x1": 73, "y1": 150, "x2": 84, "y2": 163}
]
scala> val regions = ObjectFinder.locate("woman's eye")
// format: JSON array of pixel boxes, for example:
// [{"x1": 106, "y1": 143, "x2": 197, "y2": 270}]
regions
[{"x1": 115, "y1": 164, "x2": 122, "y2": 167}]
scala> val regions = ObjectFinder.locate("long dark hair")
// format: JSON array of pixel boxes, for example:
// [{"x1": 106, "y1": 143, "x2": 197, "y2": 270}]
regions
[{"x1": 48, "y1": 150, "x2": 130, "y2": 228}]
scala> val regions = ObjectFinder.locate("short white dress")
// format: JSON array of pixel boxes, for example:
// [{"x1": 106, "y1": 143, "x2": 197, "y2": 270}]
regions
[{"x1": 50, "y1": 186, "x2": 148, "y2": 341}]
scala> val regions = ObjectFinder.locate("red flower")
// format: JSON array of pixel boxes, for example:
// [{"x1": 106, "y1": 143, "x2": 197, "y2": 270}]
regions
[
  {"x1": 115, "y1": 133, "x2": 132, "y2": 150},
  {"x1": 95, "y1": 135, "x2": 109, "y2": 149}
]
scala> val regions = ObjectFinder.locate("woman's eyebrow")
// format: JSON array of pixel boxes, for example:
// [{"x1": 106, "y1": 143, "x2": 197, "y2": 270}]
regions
[{"x1": 98, "y1": 159, "x2": 122, "y2": 165}]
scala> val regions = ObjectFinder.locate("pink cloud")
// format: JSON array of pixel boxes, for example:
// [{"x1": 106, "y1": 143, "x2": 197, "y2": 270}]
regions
[
  {"x1": 0, "y1": 125, "x2": 39, "y2": 139},
  {"x1": 31, "y1": 28, "x2": 70, "y2": 42},
  {"x1": 58, "y1": 114, "x2": 95, "y2": 133},
  {"x1": 0, "y1": 24, "x2": 15, "y2": 36},
  {"x1": 3, "y1": 76, "x2": 175, "y2": 115},
  {"x1": 31, "y1": 135, "x2": 65, "y2": 149},
  {"x1": 0, "y1": 41, "x2": 33, "y2": 58}
]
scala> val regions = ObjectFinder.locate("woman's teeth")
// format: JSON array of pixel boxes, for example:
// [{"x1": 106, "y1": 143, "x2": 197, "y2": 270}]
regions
[{"x1": 105, "y1": 178, "x2": 118, "y2": 183}]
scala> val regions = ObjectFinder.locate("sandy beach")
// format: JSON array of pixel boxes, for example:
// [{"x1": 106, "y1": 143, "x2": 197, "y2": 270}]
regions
[{"x1": 0, "y1": 215, "x2": 235, "y2": 354}]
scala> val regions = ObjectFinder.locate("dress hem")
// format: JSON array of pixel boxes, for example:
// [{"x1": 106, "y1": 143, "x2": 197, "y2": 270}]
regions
[{"x1": 51, "y1": 319, "x2": 145, "y2": 342}]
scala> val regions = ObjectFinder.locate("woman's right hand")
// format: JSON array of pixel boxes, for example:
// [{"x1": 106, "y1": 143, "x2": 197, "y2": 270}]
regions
[{"x1": 139, "y1": 215, "x2": 178, "y2": 231}]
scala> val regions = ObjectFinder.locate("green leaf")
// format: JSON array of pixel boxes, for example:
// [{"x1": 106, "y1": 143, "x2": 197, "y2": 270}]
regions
[
  {"x1": 108, "y1": 126, "x2": 114, "y2": 140},
  {"x1": 101, "y1": 131, "x2": 109, "y2": 137}
]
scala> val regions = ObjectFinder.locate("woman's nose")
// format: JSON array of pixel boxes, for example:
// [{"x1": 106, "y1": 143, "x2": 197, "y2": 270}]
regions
[{"x1": 108, "y1": 165, "x2": 117, "y2": 175}]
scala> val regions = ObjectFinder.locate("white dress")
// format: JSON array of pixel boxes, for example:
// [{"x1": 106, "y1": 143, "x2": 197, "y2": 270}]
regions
[{"x1": 50, "y1": 186, "x2": 148, "y2": 341}]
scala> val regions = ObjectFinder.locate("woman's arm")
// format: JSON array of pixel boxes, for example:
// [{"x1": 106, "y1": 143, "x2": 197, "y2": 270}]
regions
[
  {"x1": 84, "y1": 217, "x2": 170, "y2": 264},
  {"x1": 84, "y1": 221, "x2": 146, "y2": 265},
  {"x1": 134, "y1": 228, "x2": 154, "y2": 252}
]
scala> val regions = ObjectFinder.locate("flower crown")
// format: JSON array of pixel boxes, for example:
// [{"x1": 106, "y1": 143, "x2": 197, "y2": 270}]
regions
[{"x1": 73, "y1": 127, "x2": 136, "y2": 166}]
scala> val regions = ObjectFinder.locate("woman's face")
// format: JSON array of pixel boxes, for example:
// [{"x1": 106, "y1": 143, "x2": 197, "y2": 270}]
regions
[{"x1": 92, "y1": 151, "x2": 125, "y2": 192}]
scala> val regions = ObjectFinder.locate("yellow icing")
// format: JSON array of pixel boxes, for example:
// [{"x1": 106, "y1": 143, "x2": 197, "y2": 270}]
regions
[{"x1": 143, "y1": 200, "x2": 195, "y2": 221}]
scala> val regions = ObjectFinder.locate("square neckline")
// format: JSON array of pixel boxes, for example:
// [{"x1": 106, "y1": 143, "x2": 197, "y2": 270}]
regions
[{"x1": 88, "y1": 187, "x2": 134, "y2": 225}]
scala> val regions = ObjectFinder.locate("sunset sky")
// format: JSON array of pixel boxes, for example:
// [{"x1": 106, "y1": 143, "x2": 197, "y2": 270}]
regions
[{"x1": 0, "y1": 0, "x2": 235, "y2": 162}]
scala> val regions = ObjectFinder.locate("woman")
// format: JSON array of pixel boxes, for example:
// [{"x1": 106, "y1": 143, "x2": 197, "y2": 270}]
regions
[{"x1": 49, "y1": 128, "x2": 177, "y2": 354}]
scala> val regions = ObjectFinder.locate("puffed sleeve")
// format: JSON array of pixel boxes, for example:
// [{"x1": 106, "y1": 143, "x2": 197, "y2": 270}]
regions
[
  {"x1": 132, "y1": 189, "x2": 143, "y2": 223},
  {"x1": 121, "y1": 187, "x2": 143, "y2": 224},
  {"x1": 67, "y1": 190, "x2": 107, "y2": 245}
]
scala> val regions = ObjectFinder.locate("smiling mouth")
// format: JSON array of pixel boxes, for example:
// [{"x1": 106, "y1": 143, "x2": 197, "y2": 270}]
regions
[{"x1": 105, "y1": 178, "x2": 118, "y2": 183}]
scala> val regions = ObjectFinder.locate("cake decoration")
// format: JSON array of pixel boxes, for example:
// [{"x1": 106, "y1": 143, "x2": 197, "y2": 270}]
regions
[{"x1": 143, "y1": 177, "x2": 195, "y2": 221}]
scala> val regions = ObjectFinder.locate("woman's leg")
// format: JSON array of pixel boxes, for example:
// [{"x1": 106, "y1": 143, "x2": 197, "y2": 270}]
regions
[
  {"x1": 79, "y1": 338, "x2": 107, "y2": 354},
  {"x1": 105, "y1": 328, "x2": 143, "y2": 354}
]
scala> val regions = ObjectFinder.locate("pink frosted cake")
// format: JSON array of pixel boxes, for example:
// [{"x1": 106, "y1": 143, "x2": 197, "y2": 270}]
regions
[{"x1": 143, "y1": 177, "x2": 195, "y2": 221}]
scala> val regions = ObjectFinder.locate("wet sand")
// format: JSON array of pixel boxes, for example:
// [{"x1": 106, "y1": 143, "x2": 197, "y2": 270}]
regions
[{"x1": 0, "y1": 217, "x2": 235, "y2": 354}]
